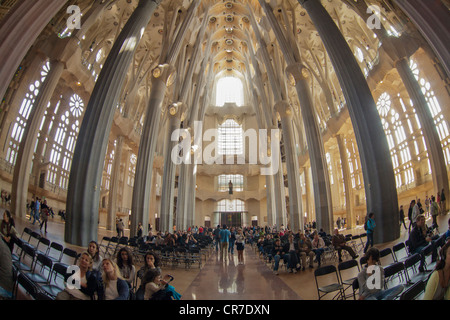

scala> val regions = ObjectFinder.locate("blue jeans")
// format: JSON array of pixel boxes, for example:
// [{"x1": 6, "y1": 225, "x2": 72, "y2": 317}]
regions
[
  {"x1": 364, "y1": 232, "x2": 374, "y2": 253},
  {"x1": 229, "y1": 239, "x2": 235, "y2": 254},
  {"x1": 365, "y1": 285, "x2": 404, "y2": 300},
  {"x1": 273, "y1": 254, "x2": 289, "y2": 271}
]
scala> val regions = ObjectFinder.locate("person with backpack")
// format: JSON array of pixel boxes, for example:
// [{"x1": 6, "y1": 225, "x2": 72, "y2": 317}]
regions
[{"x1": 364, "y1": 212, "x2": 376, "y2": 253}]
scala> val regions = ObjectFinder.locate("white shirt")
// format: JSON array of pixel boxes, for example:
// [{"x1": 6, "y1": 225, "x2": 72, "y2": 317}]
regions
[{"x1": 105, "y1": 280, "x2": 119, "y2": 300}]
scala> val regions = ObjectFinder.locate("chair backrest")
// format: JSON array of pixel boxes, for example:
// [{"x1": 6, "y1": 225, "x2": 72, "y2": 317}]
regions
[
  {"x1": 393, "y1": 242, "x2": 407, "y2": 261},
  {"x1": 379, "y1": 247, "x2": 395, "y2": 264},
  {"x1": 383, "y1": 261, "x2": 405, "y2": 279},
  {"x1": 315, "y1": 264, "x2": 338, "y2": 277},
  {"x1": 22, "y1": 244, "x2": 36, "y2": 262},
  {"x1": 118, "y1": 237, "x2": 129, "y2": 245},
  {"x1": 338, "y1": 259, "x2": 359, "y2": 272},
  {"x1": 52, "y1": 262, "x2": 69, "y2": 287},
  {"x1": 22, "y1": 227, "x2": 32, "y2": 240},
  {"x1": 36, "y1": 237, "x2": 51, "y2": 251},
  {"x1": 62, "y1": 248, "x2": 78, "y2": 265},
  {"x1": 29, "y1": 232, "x2": 41, "y2": 247},
  {"x1": 400, "y1": 280, "x2": 425, "y2": 300},
  {"x1": 420, "y1": 243, "x2": 433, "y2": 257},
  {"x1": 48, "y1": 242, "x2": 64, "y2": 257},
  {"x1": 17, "y1": 273, "x2": 39, "y2": 299}
]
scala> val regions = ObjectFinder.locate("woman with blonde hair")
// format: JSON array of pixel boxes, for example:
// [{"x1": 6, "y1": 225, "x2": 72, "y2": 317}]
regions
[
  {"x1": 56, "y1": 252, "x2": 99, "y2": 300},
  {"x1": 98, "y1": 258, "x2": 129, "y2": 300}
]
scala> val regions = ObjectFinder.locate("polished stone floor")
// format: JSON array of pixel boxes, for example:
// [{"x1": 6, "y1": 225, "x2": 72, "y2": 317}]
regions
[{"x1": 6, "y1": 205, "x2": 449, "y2": 301}]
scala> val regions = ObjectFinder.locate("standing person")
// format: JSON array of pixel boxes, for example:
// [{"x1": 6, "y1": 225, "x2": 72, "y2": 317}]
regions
[
  {"x1": 228, "y1": 180, "x2": 233, "y2": 194},
  {"x1": 423, "y1": 241, "x2": 450, "y2": 300},
  {"x1": 441, "y1": 189, "x2": 446, "y2": 215},
  {"x1": 364, "y1": 212, "x2": 376, "y2": 253},
  {"x1": 357, "y1": 248, "x2": 404, "y2": 300},
  {"x1": 430, "y1": 196, "x2": 440, "y2": 229},
  {"x1": 28, "y1": 198, "x2": 35, "y2": 221},
  {"x1": 219, "y1": 225, "x2": 231, "y2": 261},
  {"x1": 39, "y1": 200, "x2": 50, "y2": 233},
  {"x1": 137, "y1": 222, "x2": 143, "y2": 239},
  {"x1": 117, "y1": 219, "x2": 125, "y2": 238},
  {"x1": 408, "y1": 201, "x2": 414, "y2": 233},
  {"x1": 411, "y1": 200, "x2": 421, "y2": 228},
  {"x1": 337, "y1": 217, "x2": 341, "y2": 229},
  {"x1": 399, "y1": 205, "x2": 407, "y2": 231},
  {"x1": 1, "y1": 210, "x2": 18, "y2": 253},
  {"x1": 228, "y1": 227, "x2": 236, "y2": 256},
  {"x1": 214, "y1": 225, "x2": 221, "y2": 253},
  {"x1": 425, "y1": 196, "x2": 430, "y2": 217},
  {"x1": 235, "y1": 228, "x2": 245, "y2": 265},
  {"x1": 32, "y1": 197, "x2": 40, "y2": 225}
]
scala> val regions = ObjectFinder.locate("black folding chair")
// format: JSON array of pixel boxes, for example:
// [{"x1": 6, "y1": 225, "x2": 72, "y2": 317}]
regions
[
  {"x1": 399, "y1": 280, "x2": 425, "y2": 300},
  {"x1": 392, "y1": 242, "x2": 409, "y2": 263},
  {"x1": 314, "y1": 265, "x2": 344, "y2": 300},
  {"x1": 46, "y1": 242, "x2": 64, "y2": 263},
  {"x1": 383, "y1": 261, "x2": 406, "y2": 288},
  {"x1": 338, "y1": 259, "x2": 360, "y2": 299}
]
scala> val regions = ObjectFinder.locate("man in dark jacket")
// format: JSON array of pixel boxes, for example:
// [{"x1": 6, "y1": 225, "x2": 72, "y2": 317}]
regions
[
  {"x1": 408, "y1": 215, "x2": 437, "y2": 272},
  {"x1": 332, "y1": 229, "x2": 358, "y2": 262}
]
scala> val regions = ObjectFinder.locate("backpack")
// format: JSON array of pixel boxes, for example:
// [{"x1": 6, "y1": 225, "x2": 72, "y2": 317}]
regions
[{"x1": 364, "y1": 221, "x2": 368, "y2": 230}]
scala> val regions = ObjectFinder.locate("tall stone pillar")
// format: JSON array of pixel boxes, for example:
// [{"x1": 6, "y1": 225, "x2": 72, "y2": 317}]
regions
[
  {"x1": 159, "y1": 105, "x2": 182, "y2": 233},
  {"x1": 10, "y1": 59, "x2": 65, "y2": 218},
  {"x1": 65, "y1": 0, "x2": 161, "y2": 247},
  {"x1": 287, "y1": 64, "x2": 334, "y2": 234},
  {"x1": 276, "y1": 101, "x2": 303, "y2": 232},
  {"x1": 299, "y1": 0, "x2": 399, "y2": 243},
  {"x1": 394, "y1": 0, "x2": 450, "y2": 79},
  {"x1": 0, "y1": 0, "x2": 68, "y2": 102},
  {"x1": 336, "y1": 135, "x2": 354, "y2": 229},
  {"x1": 130, "y1": 0, "x2": 201, "y2": 237},
  {"x1": 257, "y1": 0, "x2": 333, "y2": 234},
  {"x1": 106, "y1": 136, "x2": 124, "y2": 231}
]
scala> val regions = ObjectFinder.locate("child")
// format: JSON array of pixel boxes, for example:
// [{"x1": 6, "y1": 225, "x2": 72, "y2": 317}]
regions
[{"x1": 141, "y1": 269, "x2": 172, "y2": 300}]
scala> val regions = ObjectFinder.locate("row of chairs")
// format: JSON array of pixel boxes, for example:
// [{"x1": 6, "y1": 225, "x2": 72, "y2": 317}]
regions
[
  {"x1": 314, "y1": 232, "x2": 448, "y2": 300},
  {"x1": 11, "y1": 236, "x2": 73, "y2": 300},
  {"x1": 99, "y1": 235, "x2": 212, "y2": 269}
]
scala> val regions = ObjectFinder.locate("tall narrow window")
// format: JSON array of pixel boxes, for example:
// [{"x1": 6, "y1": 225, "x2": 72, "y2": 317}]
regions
[
  {"x1": 410, "y1": 59, "x2": 450, "y2": 163},
  {"x1": 6, "y1": 61, "x2": 50, "y2": 165},
  {"x1": 218, "y1": 119, "x2": 243, "y2": 155}
]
